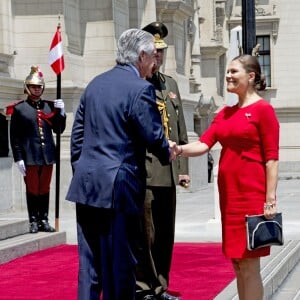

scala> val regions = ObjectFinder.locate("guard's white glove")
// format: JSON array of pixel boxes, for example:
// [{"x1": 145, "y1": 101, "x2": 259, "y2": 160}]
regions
[
  {"x1": 54, "y1": 99, "x2": 65, "y2": 116},
  {"x1": 16, "y1": 160, "x2": 26, "y2": 176}
]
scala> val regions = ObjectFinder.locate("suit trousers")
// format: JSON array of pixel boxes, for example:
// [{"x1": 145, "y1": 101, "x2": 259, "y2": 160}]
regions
[
  {"x1": 76, "y1": 204, "x2": 139, "y2": 300},
  {"x1": 136, "y1": 186, "x2": 176, "y2": 295}
]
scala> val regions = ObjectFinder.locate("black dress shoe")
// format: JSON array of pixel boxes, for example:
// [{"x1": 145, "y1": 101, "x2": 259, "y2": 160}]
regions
[
  {"x1": 136, "y1": 290, "x2": 157, "y2": 300},
  {"x1": 38, "y1": 220, "x2": 56, "y2": 232},
  {"x1": 143, "y1": 296, "x2": 157, "y2": 300},
  {"x1": 159, "y1": 292, "x2": 181, "y2": 300},
  {"x1": 29, "y1": 221, "x2": 38, "y2": 233}
]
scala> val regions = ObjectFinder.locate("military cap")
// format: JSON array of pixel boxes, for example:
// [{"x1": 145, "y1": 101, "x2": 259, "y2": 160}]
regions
[{"x1": 142, "y1": 22, "x2": 168, "y2": 49}]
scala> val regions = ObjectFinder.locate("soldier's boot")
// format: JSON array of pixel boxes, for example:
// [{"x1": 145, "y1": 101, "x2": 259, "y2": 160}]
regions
[
  {"x1": 38, "y1": 193, "x2": 55, "y2": 232},
  {"x1": 26, "y1": 193, "x2": 38, "y2": 233}
]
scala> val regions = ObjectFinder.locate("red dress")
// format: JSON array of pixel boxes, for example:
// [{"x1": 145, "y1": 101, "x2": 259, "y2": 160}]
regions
[{"x1": 201, "y1": 99, "x2": 279, "y2": 258}]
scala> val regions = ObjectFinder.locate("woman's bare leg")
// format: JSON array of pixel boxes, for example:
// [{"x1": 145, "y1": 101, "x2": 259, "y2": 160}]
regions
[{"x1": 231, "y1": 258, "x2": 263, "y2": 300}]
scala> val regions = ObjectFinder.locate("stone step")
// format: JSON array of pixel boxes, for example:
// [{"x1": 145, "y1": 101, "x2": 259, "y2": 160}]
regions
[
  {"x1": 0, "y1": 219, "x2": 29, "y2": 240},
  {"x1": 262, "y1": 240, "x2": 300, "y2": 299},
  {"x1": 271, "y1": 261, "x2": 300, "y2": 299},
  {"x1": 214, "y1": 240, "x2": 300, "y2": 300},
  {"x1": 0, "y1": 218, "x2": 67, "y2": 264}
]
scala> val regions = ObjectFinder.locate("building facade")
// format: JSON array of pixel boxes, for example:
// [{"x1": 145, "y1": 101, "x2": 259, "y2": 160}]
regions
[{"x1": 0, "y1": 0, "x2": 299, "y2": 213}]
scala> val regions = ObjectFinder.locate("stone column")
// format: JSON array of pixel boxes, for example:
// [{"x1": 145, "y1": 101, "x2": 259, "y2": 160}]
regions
[
  {"x1": 189, "y1": 3, "x2": 202, "y2": 94},
  {"x1": 0, "y1": 0, "x2": 15, "y2": 77},
  {"x1": 226, "y1": 25, "x2": 242, "y2": 106},
  {"x1": 140, "y1": 0, "x2": 156, "y2": 26},
  {"x1": 0, "y1": 0, "x2": 13, "y2": 54}
]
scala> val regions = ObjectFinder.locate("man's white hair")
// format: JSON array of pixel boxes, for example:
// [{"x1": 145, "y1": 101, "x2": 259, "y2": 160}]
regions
[{"x1": 116, "y1": 28, "x2": 155, "y2": 65}]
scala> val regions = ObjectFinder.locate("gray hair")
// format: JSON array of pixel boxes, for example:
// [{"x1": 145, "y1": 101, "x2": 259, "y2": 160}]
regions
[{"x1": 116, "y1": 28, "x2": 155, "y2": 65}]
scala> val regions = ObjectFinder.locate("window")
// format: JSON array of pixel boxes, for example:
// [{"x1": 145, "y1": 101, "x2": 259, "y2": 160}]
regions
[{"x1": 256, "y1": 35, "x2": 271, "y2": 87}]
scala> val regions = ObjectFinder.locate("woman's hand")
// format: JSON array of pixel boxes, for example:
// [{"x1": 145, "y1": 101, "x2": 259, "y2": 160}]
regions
[{"x1": 264, "y1": 202, "x2": 277, "y2": 219}]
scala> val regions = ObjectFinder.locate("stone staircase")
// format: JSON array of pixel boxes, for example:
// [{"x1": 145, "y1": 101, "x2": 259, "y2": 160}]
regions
[
  {"x1": 215, "y1": 240, "x2": 300, "y2": 299},
  {"x1": 0, "y1": 218, "x2": 66, "y2": 264}
]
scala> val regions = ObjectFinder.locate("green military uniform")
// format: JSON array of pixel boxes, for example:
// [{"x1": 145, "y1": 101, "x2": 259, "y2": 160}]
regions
[{"x1": 136, "y1": 71, "x2": 189, "y2": 296}]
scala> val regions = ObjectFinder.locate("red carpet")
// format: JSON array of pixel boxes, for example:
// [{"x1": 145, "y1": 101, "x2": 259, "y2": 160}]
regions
[{"x1": 0, "y1": 243, "x2": 234, "y2": 300}]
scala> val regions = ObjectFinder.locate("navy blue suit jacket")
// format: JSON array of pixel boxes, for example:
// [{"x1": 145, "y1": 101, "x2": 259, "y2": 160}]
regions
[{"x1": 66, "y1": 64, "x2": 170, "y2": 214}]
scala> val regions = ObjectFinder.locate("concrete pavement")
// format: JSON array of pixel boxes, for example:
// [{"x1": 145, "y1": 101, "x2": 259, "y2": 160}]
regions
[{"x1": 175, "y1": 175, "x2": 300, "y2": 243}]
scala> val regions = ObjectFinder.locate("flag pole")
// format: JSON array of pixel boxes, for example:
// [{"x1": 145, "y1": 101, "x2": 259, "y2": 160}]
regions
[
  {"x1": 55, "y1": 72, "x2": 61, "y2": 231},
  {"x1": 49, "y1": 19, "x2": 65, "y2": 232}
]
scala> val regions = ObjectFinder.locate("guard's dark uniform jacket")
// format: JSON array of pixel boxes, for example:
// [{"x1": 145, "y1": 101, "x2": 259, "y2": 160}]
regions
[{"x1": 8, "y1": 98, "x2": 66, "y2": 165}]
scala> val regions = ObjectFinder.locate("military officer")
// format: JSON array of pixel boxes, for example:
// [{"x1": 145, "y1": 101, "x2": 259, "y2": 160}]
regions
[
  {"x1": 136, "y1": 22, "x2": 190, "y2": 300},
  {"x1": 7, "y1": 66, "x2": 66, "y2": 233}
]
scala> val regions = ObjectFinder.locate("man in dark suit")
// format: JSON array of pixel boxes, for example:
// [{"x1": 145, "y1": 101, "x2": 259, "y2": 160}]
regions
[
  {"x1": 66, "y1": 28, "x2": 175, "y2": 300},
  {"x1": 135, "y1": 22, "x2": 190, "y2": 300}
]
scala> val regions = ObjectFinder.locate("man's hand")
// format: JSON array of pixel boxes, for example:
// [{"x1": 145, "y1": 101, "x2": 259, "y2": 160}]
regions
[
  {"x1": 178, "y1": 174, "x2": 190, "y2": 188},
  {"x1": 54, "y1": 99, "x2": 65, "y2": 116},
  {"x1": 168, "y1": 140, "x2": 177, "y2": 161},
  {"x1": 16, "y1": 160, "x2": 26, "y2": 176}
]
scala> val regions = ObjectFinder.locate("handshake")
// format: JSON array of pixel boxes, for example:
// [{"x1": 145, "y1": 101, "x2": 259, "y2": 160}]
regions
[
  {"x1": 168, "y1": 140, "x2": 190, "y2": 188},
  {"x1": 168, "y1": 140, "x2": 183, "y2": 161}
]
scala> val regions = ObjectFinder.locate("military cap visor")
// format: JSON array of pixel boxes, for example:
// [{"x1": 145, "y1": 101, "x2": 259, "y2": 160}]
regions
[{"x1": 143, "y1": 22, "x2": 168, "y2": 49}]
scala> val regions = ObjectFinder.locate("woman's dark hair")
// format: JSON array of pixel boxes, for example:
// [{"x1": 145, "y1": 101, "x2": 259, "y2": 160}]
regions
[{"x1": 232, "y1": 54, "x2": 266, "y2": 91}]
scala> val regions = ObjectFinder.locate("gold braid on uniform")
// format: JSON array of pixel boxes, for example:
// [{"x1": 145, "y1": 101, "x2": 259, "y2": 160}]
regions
[{"x1": 156, "y1": 100, "x2": 169, "y2": 139}]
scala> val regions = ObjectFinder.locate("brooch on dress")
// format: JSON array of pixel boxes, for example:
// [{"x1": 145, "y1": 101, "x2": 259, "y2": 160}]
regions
[{"x1": 245, "y1": 113, "x2": 252, "y2": 119}]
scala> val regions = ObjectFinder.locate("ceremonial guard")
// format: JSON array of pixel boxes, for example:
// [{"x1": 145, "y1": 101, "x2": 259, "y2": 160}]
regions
[
  {"x1": 7, "y1": 66, "x2": 66, "y2": 233},
  {"x1": 136, "y1": 22, "x2": 190, "y2": 300}
]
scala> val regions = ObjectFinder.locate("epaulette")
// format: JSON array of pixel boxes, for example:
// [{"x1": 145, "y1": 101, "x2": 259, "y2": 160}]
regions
[{"x1": 6, "y1": 100, "x2": 24, "y2": 115}]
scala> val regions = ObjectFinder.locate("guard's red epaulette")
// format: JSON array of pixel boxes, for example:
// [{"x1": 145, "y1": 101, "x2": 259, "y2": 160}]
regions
[{"x1": 6, "y1": 100, "x2": 24, "y2": 115}]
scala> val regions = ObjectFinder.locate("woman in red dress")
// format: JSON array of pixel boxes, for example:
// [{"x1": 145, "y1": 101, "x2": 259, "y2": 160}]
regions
[{"x1": 175, "y1": 54, "x2": 279, "y2": 300}]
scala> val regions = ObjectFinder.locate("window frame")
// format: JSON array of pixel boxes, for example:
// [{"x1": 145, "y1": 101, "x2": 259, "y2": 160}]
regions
[{"x1": 256, "y1": 35, "x2": 271, "y2": 87}]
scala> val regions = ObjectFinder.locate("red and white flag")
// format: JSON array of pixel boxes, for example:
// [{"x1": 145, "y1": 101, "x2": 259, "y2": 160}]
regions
[{"x1": 48, "y1": 25, "x2": 65, "y2": 75}]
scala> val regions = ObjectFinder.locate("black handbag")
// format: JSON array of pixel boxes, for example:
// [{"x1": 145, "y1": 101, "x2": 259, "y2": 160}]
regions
[{"x1": 245, "y1": 213, "x2": 284, "y2": 250}]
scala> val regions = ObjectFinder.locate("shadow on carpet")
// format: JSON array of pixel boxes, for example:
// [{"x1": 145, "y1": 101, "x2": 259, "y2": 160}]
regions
[{"x1": 0, "y1": 243, "x2": 234, "y2": 300}]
